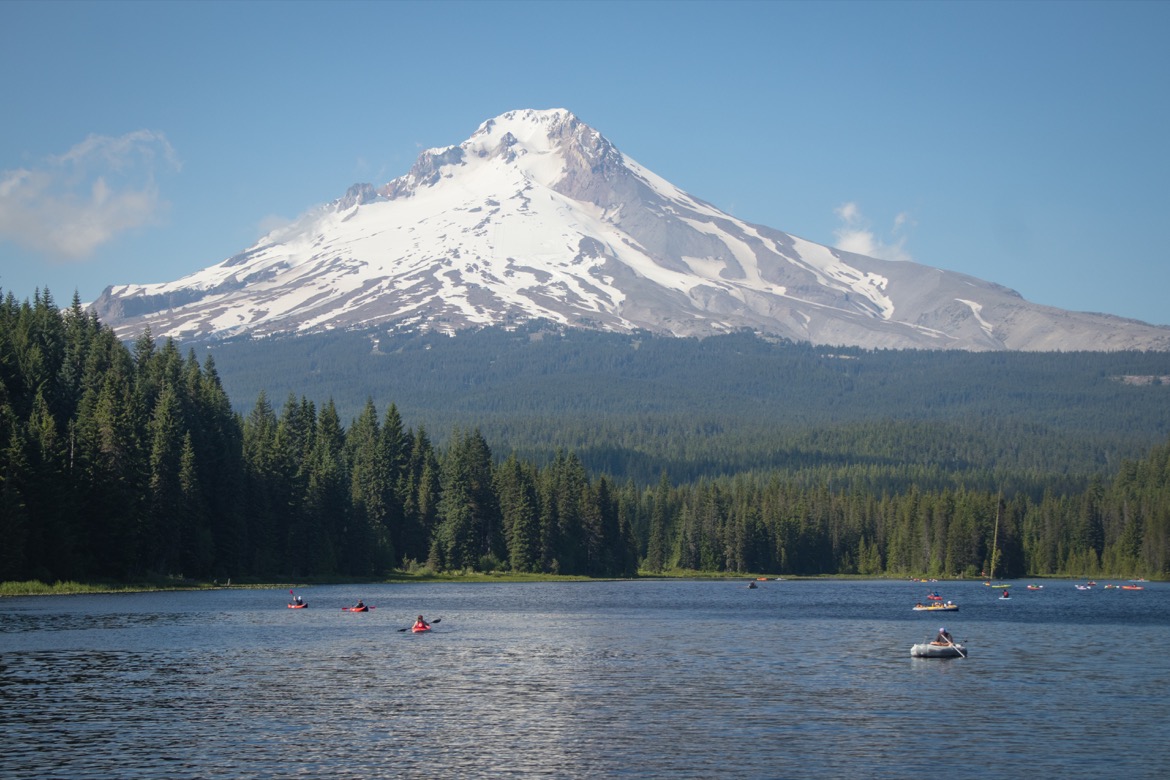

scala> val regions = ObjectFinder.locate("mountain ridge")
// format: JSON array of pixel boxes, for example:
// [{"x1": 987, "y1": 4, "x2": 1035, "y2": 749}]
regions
[{"x1": 91, "y1": 108, "x2": 1170, "y2": 351}]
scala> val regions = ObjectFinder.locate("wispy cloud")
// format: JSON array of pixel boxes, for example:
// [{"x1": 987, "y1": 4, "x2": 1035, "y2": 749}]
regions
[
  {"x1": 0, "y1": 130, "x2": 180, "y2": 260},
  {"x1": 833, "y1": 202, "x2": 914, "y2": 262}
]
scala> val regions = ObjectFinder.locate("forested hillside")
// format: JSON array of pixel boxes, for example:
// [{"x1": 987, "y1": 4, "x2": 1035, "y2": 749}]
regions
[
  {"x1": 2, "y1": 289, "x2": 1168, "y2": 584},
  {"x1": 203, "y1": 322, "x2": 1170, "y2": 488}
]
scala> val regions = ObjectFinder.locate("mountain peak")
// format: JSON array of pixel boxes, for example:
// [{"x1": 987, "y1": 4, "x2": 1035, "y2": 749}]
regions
[
  {"x1": 89, "y1": 109, "x2": 1170, "y2": 351},
  {"x1": 471, "y1": 108, "x2": 579, "y2": 147}
]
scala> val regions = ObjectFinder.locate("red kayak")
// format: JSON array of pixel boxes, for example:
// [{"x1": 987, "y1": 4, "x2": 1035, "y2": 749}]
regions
[
  {"x1": 343, "y1": 606, "x2": 370, "y2": 612},
  {"x1": 411, "y1": 625, "x2": 431, "y2": 633},
  {"x1": 287, "y1": 603, "x2": 308, "y2": 609}
]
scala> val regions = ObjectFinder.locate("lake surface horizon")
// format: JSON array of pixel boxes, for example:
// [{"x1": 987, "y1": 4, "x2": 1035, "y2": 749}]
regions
[{"x1": 3, "y1": 578, "x2": 1167, "y2": 778}]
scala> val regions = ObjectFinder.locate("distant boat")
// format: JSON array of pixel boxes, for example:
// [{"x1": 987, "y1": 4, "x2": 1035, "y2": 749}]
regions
[
  {"x1": 913, "y1": 601, "x2": 959, "y2": 612},
  {"x1": 983, "y1": 499, "x2": 1008, "y2": 588},
  {"x1": 1026, "y1": 585, "x2": 1044, "y2": 590},
  {"x1": 1121, "y1": 585, "x2": 1145, "y2": 591}
]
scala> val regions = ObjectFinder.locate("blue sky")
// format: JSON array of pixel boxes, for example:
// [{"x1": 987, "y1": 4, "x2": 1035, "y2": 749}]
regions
[{"x1": 3, "y1": 0, "x2": 1168, "y2": 326}]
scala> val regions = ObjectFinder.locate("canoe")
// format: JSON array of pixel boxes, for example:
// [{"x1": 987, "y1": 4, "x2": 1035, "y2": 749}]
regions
[
  {"x1": 911, "y1": 642, "x2": 966, "y2": 658},
  {"x1": 912, "y1": 602, "x2": 958, "y2": 611},
  {"x1": 287, "y1": 603, "x2": 308, "y2": 609}
]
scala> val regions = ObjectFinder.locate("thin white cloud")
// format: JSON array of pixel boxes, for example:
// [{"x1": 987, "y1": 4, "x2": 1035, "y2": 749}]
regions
[
  {"x1": 256, "y1": 213, "x2": 295, "y2": 238},
  {"x1": 0, "y1": 131, "x2": 180, "y2": 260},
  {"x1": 833, "y1": 202, "x2": 913, "y2": 262}
]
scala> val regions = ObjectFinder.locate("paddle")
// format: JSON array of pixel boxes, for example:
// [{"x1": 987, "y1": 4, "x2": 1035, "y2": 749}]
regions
[
  {"x1": 398, "y1": 617, "x2": 441, "y2": 632},
  {"x1": 940, "y1": 633, "x2": 966, "y2": 658}
]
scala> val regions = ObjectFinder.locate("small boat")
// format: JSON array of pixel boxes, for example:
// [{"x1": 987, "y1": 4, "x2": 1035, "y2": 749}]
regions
[
  {"x1": 1121, "y1": 585, "x2": 1145, "y2": 591},
  {"x1": 911, "y1": 641, "x2": 967, "y2": 658},
  {"x1": 1075, "y1": 584, "x2": 1092, "y2": 590},
  {"x1": 1026, "y1": 585, "x2": 1044, "y2": 590},
  {"x1": 343, "y1": 605, "x2": 370, "y2": 612},
  {"x1": 411, "y1": 625, "x2": 432, "y2": 633},
  {"x1": 287, "y1": 602, "x2": 308, "y2": 609},
  {"x1": 927, "y1": 592, "x2": 943, "y2": 601},
  {"x1": 913, "y1": 601, "x2": 958, "y2": 611}
]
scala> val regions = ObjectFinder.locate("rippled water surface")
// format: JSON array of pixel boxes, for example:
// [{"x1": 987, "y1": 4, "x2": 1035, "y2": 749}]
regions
[{"x1": 2, "y1": 579, "x2": 1168, "y2": 778}]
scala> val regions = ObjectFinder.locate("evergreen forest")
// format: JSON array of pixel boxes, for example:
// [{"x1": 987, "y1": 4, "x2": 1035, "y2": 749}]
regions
[{"x1": 2, "y1": 289, "x2": 1169, "y2": 585}]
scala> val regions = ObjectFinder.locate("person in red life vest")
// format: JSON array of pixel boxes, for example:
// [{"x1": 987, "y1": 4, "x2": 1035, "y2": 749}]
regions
[{"x1": 413, "y1": 615, "x2": 431, "y2": 631}]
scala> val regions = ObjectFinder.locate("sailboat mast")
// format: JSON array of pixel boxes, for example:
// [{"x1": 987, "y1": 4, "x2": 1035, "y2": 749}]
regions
[{"x1": 990, "y1": 499, "x2": 1001, "y2": 580}]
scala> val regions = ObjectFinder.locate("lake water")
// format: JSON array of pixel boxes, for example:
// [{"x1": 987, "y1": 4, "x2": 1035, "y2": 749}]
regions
[{"x1": 2, "y1": 579, "x2": 1167, "y2": 779}]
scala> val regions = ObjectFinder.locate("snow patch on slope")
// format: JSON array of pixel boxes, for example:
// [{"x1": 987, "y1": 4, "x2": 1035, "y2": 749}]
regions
[
  {"x1": 956, "y1": 298, "x2": 995, "y2": 338},
  {"x1": 790, "y1": 236, "x2": 893, "y2": 318}
]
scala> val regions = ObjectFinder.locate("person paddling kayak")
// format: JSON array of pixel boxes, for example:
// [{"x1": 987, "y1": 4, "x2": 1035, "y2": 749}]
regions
[{"x1": 412, "y1": 615, "x2": 431, "y2": 632}]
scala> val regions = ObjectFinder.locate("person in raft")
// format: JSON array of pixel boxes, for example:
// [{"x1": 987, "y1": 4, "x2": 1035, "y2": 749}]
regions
[
  {"x1": 935, "y1": 627, "x2": 953, "y2": 644},
  {"x1": 413, "y1": 615, "x2": 430, "y2": 631}
]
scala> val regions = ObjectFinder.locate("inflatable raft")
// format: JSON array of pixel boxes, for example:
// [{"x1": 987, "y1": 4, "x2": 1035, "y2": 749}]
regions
[{"x1": 911, "y1": 641, "x2": 967, "y2": 658}]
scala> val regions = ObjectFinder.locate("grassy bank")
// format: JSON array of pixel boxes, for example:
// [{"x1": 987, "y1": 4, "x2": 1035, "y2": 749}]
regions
[{"x1": 4, "y1": 570, "x2": 944, "y2": 597}]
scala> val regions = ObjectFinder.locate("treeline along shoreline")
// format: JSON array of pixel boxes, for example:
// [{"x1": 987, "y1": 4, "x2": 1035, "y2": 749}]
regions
[{"x1": 2, "y1": 289, "x2": 1167, "y2": 585}]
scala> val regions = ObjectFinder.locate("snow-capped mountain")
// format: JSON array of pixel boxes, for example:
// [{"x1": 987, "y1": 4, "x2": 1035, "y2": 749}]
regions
[{"x1": 92, "y1": 109, "x2": 1170, "y2": 351}]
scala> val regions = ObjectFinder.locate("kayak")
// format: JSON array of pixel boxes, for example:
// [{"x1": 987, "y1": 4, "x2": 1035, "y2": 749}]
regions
[
  {"x1": 912, "y1": 602, "x2": 958, "y2": 611},
  {"x1": 287, "y1": 603, "x2": 308, "y2": 609},
  {"x1": 1026, "y1": 585, "x2": 1044, "y2": 590},
  {"x1": 343, "y1": 606, "x2": 370, "y2": 612},
  {"x1": 911, "y1": 641, "x2": 967, "y2": 659},
  {"x1": 411, "y1": 625, "x2": 431, "y2": 633},
  {"x1": 1121, "y1": 585, "x2": 1145, "y2": 590}
]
